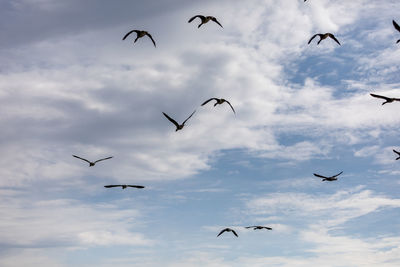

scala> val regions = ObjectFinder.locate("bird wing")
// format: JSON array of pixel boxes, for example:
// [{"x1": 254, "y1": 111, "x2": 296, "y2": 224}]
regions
[
  {"x1": 217, "y1": 229, "x2": 227, "y2": 237},
  {"x1": 394, "y1": 149, "x2": 400, "y2": 156},
  {"x1": 332, "y1": 171, "x2": 343, "y2": 178},
  {"x1": 94, "y1": 156, "x2": 113, "y2": 163},
  {"x1": 104, "y1": 185, "x2": 122, "y2": 188},
  {"x1": 201, "y1": 98, "x2": 218, "y2": 106},
  {"x1": 122, "y1": 30, "x2": 139, "y2": 40},
  {"x1": 245, "y1": 226, "x2": 254, "y2": 229},
  {"x1": 264, "y1": 227, "x2": 273, "y2": 230},
  {"x1": 212, "y1": 18, "x2": 223, "y2": 28},
  {"x1": 162, "y1": 112, "x2": 180, "y2": 128},
  {"x1": 188, "y1": 15, "x2": 205, "y2": 23},
  {"x1": 224, "y1": 100, "x2": 236, "y2": 114},
  {"x1": 313, "y1": 173, "x2": 328, "y2": 179},
  {"x1": 182, "y1": 110, "x2": 196, "y2": 125},
  {"x1": 127, "y1": 185, "x2": 145, "y2": 189},
  {"x1": 328, "y1": 34, "x2": 341, "y2": 45},
  {"x1": 231, "y1": 229, "x2": 238, "y2": 237},
  {"x1": 145, "y1": 32, "x2": 157, "y2": 47},
  {"x1": 72, "y1": 155, "x2": 92, "y2": 164},
  {"x1": 370, "y1": 93, "x2": 390, "y2": 100},
  {"x1": 308, "y1": 34, "x2": 319, "y2": 44},
  {"x1": 393, "y1": 20, "x2": 400, "y2": 32}
]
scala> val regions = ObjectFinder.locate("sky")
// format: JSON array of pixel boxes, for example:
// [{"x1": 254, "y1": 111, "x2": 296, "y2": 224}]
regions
[{"x1": 0, "y1": 0, "x2": 400, "y2": 266}]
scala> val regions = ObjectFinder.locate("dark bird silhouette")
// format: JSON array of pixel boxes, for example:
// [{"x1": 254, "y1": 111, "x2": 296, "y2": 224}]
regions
[
  {"x1": 370, "y1": 93, "x2": 400, "y2": 105},
  {"x1": 393, "y1": 149, "x2": 400, "y2": 160},
  {"x1": 308, "y1": 33, "x2": 341, "y2": 45},
  {"x1": 217, "y1": 228, "x2": 238, "y2": 237},
  {"x1": 313, "y1": 171, "x2": 343, "y2": 181},
  {"x1": 188, "y1": 15, "x2": 223, "y2": 28},
  {"x1": 122, "y1": 30, "x2": 156, "y2": 47},
  {"x1": 245, "y1": 226, "x2": 272, "y2": 230},
  {"x1": 201, "y1": 98, "x2": 235, "y2": 114},
  {"x1": 393, "y1": 20, "x2": 400, "y2": 43},
  {"x1": 104, "y1": 185, "x2": 145, "y2": 189},
  {"x1": 162, "y1": 110, "x2": 196, "y2": 131},
  {"x1": 72, "y1": 155, "x2": 113, "y2": 167}
]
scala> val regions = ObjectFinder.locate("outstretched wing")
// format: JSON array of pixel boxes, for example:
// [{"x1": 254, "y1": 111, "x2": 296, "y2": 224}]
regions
[
  {"x1": 231, "y1": 229, "x2": 238, "y2": 237},
  {"x1": 182, "y1": 110, "x2": 196, "y2": 124},
  {"x1": 308, "y1": 34, "x2": 319, "y2": 44},
  {"x1": 188, "y1": 15, "x2": 205, "y2": 23},
  {"x1": 393, "y1": 20, "x2": 400, "y2": 32},
  {"x1": 127, "y1": 185, "x2": 145, "y2": 189},
  {"x1": 145, "y1": 32, "x2": 157, "y2": 47},
  {"x1": 332, "y1": 171, "x2": 343, "y2": 178},
  {"x1": 313, "y1": 173, "x2": 328, "y2": 179},
  {"x1": 94, "y1": 156, "x2": 113, "y2": 164},
  {"x1": 162, "y1": 112, "x2": 180, "y2": 128},
  {"x1": 262, "y1": 226, "x2": 273, "y2": 230},
  {"x1": 245, "y1": 226, "x2": 255, "y2": 229},
  {"x1": 224, "y1": 100, "x2": 236, "y2": 114},
  {"x1": 212, "y1": 17, "x2": 223, "y2": 28},
  {"x1": 72, "y1": 155, "x2": 91, "y2": 164},
  {"x1": 370, "y1": 93, "x2": 390, "y2": 100},
  {"x1": 122, "y1": 30, "x2": 139, "y2": 40},
  {"x1": 217, "y1": 229, "x2": 227, "y2": 237},
  {"x1": 394, "y1": 149, "x2": 400, "y2": 155},
  {"x1": 328, "y1": 33, "x2": 341, "y2": 45},
  {"x1": 201, "y1": 98, "x2": 218, "y2": 106},
  {"x1": 104, "y1": 185, "x2": 122, "y2": 188}
]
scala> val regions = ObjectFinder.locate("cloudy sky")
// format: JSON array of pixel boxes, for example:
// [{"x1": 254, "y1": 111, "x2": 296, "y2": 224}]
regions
[{"x1": 1, "y1": 0, "x2": 400, "y2": 266}]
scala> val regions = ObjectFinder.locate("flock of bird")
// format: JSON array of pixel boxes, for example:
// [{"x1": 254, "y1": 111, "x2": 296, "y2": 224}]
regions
[{"x1": 71, "y1": 1, "x2": 400, "y2": 239}]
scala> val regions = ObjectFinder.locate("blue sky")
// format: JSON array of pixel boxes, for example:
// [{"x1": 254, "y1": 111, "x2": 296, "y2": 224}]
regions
[{"x1": 1, "y1": 0, "x2": 400, "y2": 266}]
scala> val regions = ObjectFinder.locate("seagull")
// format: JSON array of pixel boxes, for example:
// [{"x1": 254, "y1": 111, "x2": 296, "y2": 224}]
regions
[
  {"x1": 393, "y1": 149, "x2": 400, "y2": 160},
  {"x1": 370, "y1": 93, "x2": 400, "y2": 105},
  {"x1": 217, "y1": 228, "x2": 238, "y2": 237},
  {"x1": 162, "y1": 110, "x2": 196, "y2": 131},
  {"x1": 104, "y1": 185, "x2": 145, "y2": 189},
  {"x1": 201, "y1": 98, "x2": 235, "y2": 114},
  {"x1": 188, "y1": 15, "x2": 223, "y2": 28},
  {"x1": 245, "y1": 226, "x2": 273, "y2": 230},
  {"x1": 122, "y1": 30, "x2": 156, "y2": 47},
  {"x1": 393, "y1": 20, "x2": 400, "y2": 43},
  {"x1": 313, "y1": 171, "x2": 343, "y2": 181},
  {"x1": 308, "y1": 33, "x2": 341, "y2": 45},
  {"x1": 72, "y1": 155, "x2": 113, "y2": 167}
]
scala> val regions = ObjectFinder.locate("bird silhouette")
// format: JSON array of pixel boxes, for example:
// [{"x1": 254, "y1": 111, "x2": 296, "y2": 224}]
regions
[
  {"x1": 122, "y1": 30, "x2": 156, "y2": 47},
  {"x1": 393, "y1": 150, "x2": 400, "y2": 160},
  {"x1": 162, "y1": 110, "x2": 196, "y2": 131},
  {"x1": 308, "y1": 33, "x2": 341, "y2": 45},
  {"x1": 104, "y1": 185, "x2": 145, "y2": 189},
  {"x1": 313, "y1": 171, "x2": 343, "y2": 181},
  {"x1": 217, "y1": 228, "x2": 238, "y2": 237},
  {"x1": 370, "y1": 93, "x2": 400, "y2": 105},
  {"x1": 245, "y1": 226, "x2": 272, "y2": 230},
  {"x1": 188, "y1": 15, "x2": 223, "y2": 28},
  {"x1": 201, "y1": 98, "x2": 235, "y2": 114},
  {"x1": 72, "y1": 155, "x2": 113, "y2": 167},
  {"x1": 393, "y1": 20, "x2": 400, "y2": 43}
]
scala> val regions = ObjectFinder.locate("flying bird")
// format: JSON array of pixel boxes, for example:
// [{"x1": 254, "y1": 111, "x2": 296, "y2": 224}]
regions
[
  {"x1": 162, "y1": 110, "x2": 196, "y2": 131},
  {"x1": 122, "y1": 30, "x2": 156, "y2": 47},
  {"x1": 217, "y1": 228, "x2": 238, "y2": 237},
  {"x1": 201, "y1": 98, "x2": 235, "y2": 114},
  {"x1": 393, "y1": 149, "x2": 400, "y2": 160},
  {"x1": 245, "y1": 226, "x2": 273, "y2": 230},
  {"x1": 104, "y1": 185, "x2": 145, "y2": 189},
  {"x1": 188, "y1": 15, "x2": 223, "y2": 28},
  {"x1": 370, "y1": 93, "x2": 400, "y2": 105},
  {"x1": 308, "y1": 33, "x2": 341, "y2": 45},
  {"x1": 313, "y1": 171, "x2": 343, "y2": 181},
  {"x1": 72, "y1": 155, "x2": 113, "y2": 167},
  {"x1": 393, "y1": 20, "x2": 400, "y2": 43}
]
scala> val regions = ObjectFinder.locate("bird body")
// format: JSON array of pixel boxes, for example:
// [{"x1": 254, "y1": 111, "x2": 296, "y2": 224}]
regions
[
  {"x1": 162, "y1": 111, "x2": 196, "y2": 131},
  {"x1": 188, "y1": 15, "x2": 223, "y2": 28},
  {"x1": 393, "y1": 149, "x2": 400, "y2": 160},
  {"x1": 308, "y1": 33, "x2": 341, "y2": 45},
  {"x1": 217, "y1": 228, "x2": 238, "y2": 237},
  {"x1": 245, "y1": 226, "x2": 272, "y2": 230},
  {"x1": 313, "y1": 171, "x2": 343, "y2": 181},
  {"x1": 201, "y1": 98, "x2": 235, "y2": 114},
  {"x1": 370, "y1": 93, "x2": 400, "y2": 105},
  {"x1": 122, "y1": 30, "x2": 156, "y2": 47},
  {"x1": 393, "y1": 20, "x2": 400, "y2": 43},
  {"x1": 104, "y1": 185, "x2": 145, "y2": 189},
  {"x1": 72, "y1": 155, "x2": 113, "y2": 167}
]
